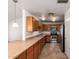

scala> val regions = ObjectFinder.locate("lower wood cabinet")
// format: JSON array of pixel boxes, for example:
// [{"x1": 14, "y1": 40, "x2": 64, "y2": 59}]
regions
[
  {"x1": 16, "y1": 52, "x2": 27, "y2": 59},
  {"x1": 39, "y1": 37, "x2": 46, "y2": 51},
  {"x1": 45, "y1": 35, "x2": 51, "y2": 43},
  {"x1": 39, "y1": 39, "x2": 43, "y2": 51},
  {"x1": 27, "y1": 51, "x2": 33, "y2": 59},
  {"x1": 34, "y1": 42, "x2": 39, "y2": 59},
  {"x1": 27, "y1": 46, "x2": 33, "y2": 59},
  {"x1": 15, "y1": 35, "x2": 47, "y2": 59}
]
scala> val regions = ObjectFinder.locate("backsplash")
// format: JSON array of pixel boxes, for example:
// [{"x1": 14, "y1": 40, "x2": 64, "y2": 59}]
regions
[{"x1": 26, "y1": 31, "x2": 42, "y2": 39}]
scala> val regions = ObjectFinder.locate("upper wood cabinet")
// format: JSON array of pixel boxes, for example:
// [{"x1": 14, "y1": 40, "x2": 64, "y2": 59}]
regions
[
  {"x1": 42, "y1": 24, "x2": 51, "y2": 31},
  {"x1": 38, "y1": 22, "x2": 43, "y2": 31},
  {"x1": 34, "y1": 19, "x2": 39, "y2": 31},
  {"x1": 26, "y1": 16, "x2": 39, "y2": 32}
]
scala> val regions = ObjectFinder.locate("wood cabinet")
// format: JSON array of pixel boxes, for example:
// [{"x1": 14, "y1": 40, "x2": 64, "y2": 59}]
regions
[
  {"x1": 45, "y1": 35, "x2": 51, "y2": 43},
  {"x1": 39, "y1": 37, "x2": 46, "y2": 51},
  {"x1": 33, "y1": 19, "x2": 39, "y2": 31},
  {"x1": 33, "y1": 37, "x2": 46, "y2": 59},
  {"x1": 43, "y1": 24, "x2": 51, "y2": 31},
  {"x1": 15, "y1": 35, "x2": 46, "y2": 59},
  {"x1": 57, "y1": 35, "x2": 61, "y2": 43},
  {"x1": 26, "y1": 16, "x2": 39, "y2": 32},
  {"x1": 34, "y1": 42, "x2": 39, "y2": 59},
  {"x1": 27, "y1": 46, "x2": 33, "y2": 59},
  {"x1": 38, "y1": 22, "x2": 43, "y2": 31},
  {"x1": 56, "y1": 24, "x2": 62, "y2": 43},
  {"x1": 16, "y1": 52, "x2": 27, "y2": 59},
  {"x1": 39, "y1": 38, "x2": 43, "y2": 51}
]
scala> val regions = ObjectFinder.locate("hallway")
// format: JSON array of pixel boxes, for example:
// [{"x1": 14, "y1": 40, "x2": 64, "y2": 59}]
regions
[{"x1": 39, "y1": 43, "x2": 67, "y2": 59}]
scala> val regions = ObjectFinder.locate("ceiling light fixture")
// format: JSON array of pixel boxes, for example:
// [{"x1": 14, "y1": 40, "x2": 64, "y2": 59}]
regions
[
  {"x1": 40, "y1": 15, "x2": 46, "y2": 21},
  {"x1": 48, "y1": 13, "x2": 56, "y2": 22},
  {"x1": 12, "y1": 0, "x2": 18, "y2": 27},
  {"x1": 52, "y1": 16, "x2": 56, "y2": 22},
  {"x1": 42, "y1": 16, "x2": 45, "y2": 20}
]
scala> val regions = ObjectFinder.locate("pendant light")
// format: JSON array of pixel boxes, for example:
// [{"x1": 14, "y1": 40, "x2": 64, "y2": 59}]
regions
[{"x1": 12, "y1": 0, "x2": 18, "y2": 27}]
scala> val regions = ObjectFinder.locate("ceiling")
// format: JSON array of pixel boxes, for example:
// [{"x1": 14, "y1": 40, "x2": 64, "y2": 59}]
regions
[
  {"x1": 9, "y1": 0, "x2": 70, "y2": 22},
  {"x1": 23, "y1": 0, "x2": 70, "y2": 17},
  {"x1": 23, "y1": 0, "x2": 70, "y2": 22}
]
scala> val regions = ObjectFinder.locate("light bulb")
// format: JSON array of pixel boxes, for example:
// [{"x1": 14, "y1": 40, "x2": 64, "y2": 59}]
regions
[{"x1": 12, "y1": 22, "x2": 18, "y2": 27}]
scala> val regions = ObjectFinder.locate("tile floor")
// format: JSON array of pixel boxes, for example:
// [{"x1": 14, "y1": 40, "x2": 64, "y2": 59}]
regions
[{"x1": 38, "y1": 43, "x2": 67, "y2": 59}]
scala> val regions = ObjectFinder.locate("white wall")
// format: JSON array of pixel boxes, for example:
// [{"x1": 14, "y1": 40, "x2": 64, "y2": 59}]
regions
[
  {"x1": 8, "y1": 18, "x2": 22, "y2": 41},
  {"x1": 22, "y1": 9, "x2": 32, "y2": 41},
  {"x1": 8, "y1": 0, "x2": 22, "y2": 41},
  {"x1": 65, "y1": 9, "x2": 70, "y2": 59},
  {"x1": 8, "y1": 0, "x2": 15, "y2": 21},
  {"x1": 8, "y1": 0, "x2": 23, "y2": 21},
  {"x1": 8, "y1": 1, "x2": 41, "y2": 41}
]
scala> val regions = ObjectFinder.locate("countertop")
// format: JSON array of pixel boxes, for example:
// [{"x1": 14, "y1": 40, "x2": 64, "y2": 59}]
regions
[{"x1": 8, "y1": 34, "x2": 45, "y2": 59}]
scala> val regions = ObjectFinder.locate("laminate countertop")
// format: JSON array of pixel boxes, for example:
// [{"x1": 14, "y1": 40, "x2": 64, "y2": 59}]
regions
[{"x1": 8, "y1": 34, "x2": 46, "y2": 59}]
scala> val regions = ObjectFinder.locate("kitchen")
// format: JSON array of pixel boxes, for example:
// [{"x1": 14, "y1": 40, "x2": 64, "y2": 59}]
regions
[{"x1": 8, "y1": 0, "x2": 70, "y2": 59}]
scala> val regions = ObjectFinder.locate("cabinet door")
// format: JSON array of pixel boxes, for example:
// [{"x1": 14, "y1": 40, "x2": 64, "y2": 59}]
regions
[
  {"x1": 16, "y1": 52, "x2": 27, "y2": 59},
  {"x1": 38, "y1": 22, "x2": 42, "y2": 31},
  {"x1": 43, "y1": 24, "x2": 51, "y2": 31},
  {"x1": 43, "y1": 24, "x2": 46, "y2": 31},
  {"x1": 27, "y1": 52, "x2": 33, "y2": 59},
  {"x1": 34, "y1": 42, "x2": 39, "y2": 59},
  {"x1": 27, "y1": 46, "x2": 33, "y2": 59},
  {"x1": 45, "y1": 35, "x2": 51, "y2": 43},
  {"x1": 57, "y1": 35, "x2": 61, "y2": 43},
  {"x1": 26, "y1": 16, "x2": 39, "y2": 32},
  {"x1": 43, "y1": 37, "x2": 46, "y2": 46},
  {"x1": 26, "y1": 16, "x2": 33, "y2": 32},
  {"x1": 33, "y1": 20, "x2": 39, "y2": 31},
  {"x1": 38, "y1": 41, "x2": 41, "y2": 55},
  {"x1": 40, "y1": 38, "x2": 44, "y2": 51}
]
